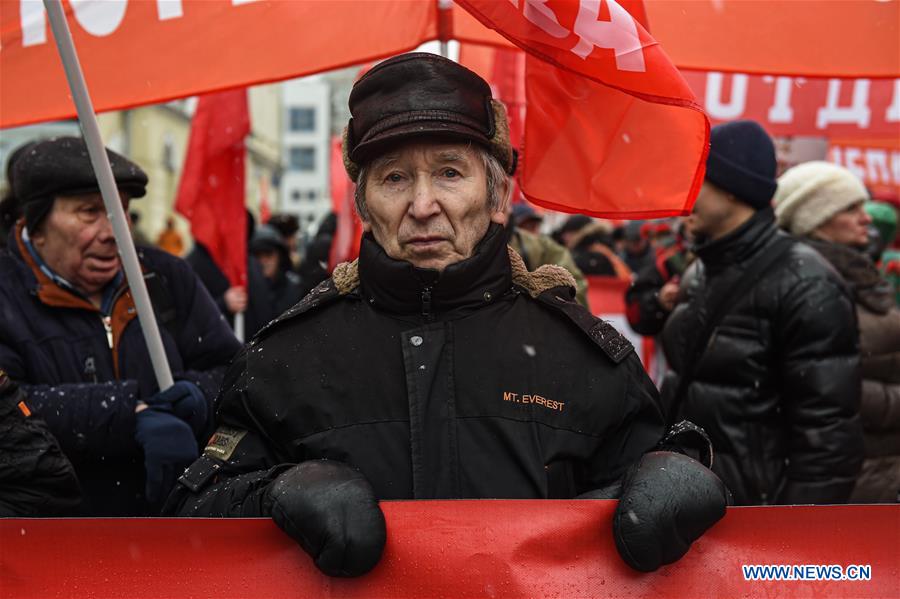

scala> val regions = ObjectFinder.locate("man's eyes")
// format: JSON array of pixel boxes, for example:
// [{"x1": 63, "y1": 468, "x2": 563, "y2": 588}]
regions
[{"x1": 382, "y1": 167, "x2": 463, "y2": 182}]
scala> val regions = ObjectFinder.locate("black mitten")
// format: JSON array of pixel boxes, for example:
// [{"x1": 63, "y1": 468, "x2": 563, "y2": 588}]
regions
[
  {"x1": 613, "y1": 451, "x2": 729, "y2": 572},
  {"x1": 267, "y1": 459, "x2": 386, "y2": 577}
]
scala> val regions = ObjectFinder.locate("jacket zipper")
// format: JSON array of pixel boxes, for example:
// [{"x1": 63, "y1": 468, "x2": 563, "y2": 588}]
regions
[
  {"x1": 421, "y1": 286, "x2": 433, "y2": 322},
  {"x1": 100, "y1": 285, "x2": 129, "y2": 372}
]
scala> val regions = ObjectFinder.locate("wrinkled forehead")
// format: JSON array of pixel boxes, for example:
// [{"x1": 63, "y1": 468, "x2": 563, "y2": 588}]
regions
[
  {"x1": 53, "y1": 190, "x2": 131, "y2": 207},
  {"x1": 367, "y1": 140, "x2": 481, "y2": 172}
]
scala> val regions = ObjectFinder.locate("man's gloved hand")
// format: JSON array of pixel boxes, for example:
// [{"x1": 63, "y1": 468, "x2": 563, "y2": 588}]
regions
[
  {"x1": 267, "y1": 459, "x2": 386, "y2": 577},
  {"x1": 145, "y1": 381, "x2": 208, "y2": 436},
  {"x1": 613, "y1": 451, "x2": 729, "y2": 572},
  {"x1": 135, "y1": 408, "x2": 199, "y2": 506}
]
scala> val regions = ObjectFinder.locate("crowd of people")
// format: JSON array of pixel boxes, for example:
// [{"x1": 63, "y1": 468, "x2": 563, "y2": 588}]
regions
[{"x1": 0, "y1": 52, "x2": 897, "y2": 576}]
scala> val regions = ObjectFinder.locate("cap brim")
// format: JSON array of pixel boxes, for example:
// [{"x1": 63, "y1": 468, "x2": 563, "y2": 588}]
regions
[{"x1": 350, "y1": 120, "x2": 492, "y2": 165}]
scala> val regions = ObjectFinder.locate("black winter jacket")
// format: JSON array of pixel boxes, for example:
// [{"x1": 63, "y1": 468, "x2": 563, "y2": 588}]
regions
[
  {"x1": 166, "y1": 224, "x2": 664, "y2": 515},
  {"x1": 660, "y1": 209, "x2": 863, "y2": 505},
  {"x1": 0, "y1": 370, "x2": 81, "y2": 516},
  {"x1": 0, "y1": 224, "x2": 243, "y2": 515}
]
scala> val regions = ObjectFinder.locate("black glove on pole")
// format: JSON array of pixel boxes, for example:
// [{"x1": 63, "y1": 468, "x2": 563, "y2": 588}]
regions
[
  {"x1": 613, "y1": 451, "x2": 729, "y2": 572},
  {"x1": 267, "y1": 459, "x2": 386, "y2": 577}
]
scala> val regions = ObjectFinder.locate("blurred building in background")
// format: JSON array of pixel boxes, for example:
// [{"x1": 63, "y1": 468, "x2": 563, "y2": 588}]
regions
[{"x1": 280, "y1": 77, "x2": 332, "y2": 237}]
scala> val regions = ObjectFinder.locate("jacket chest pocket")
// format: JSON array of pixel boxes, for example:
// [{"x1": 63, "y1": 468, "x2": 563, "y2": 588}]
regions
[{"x1": 703, "y1": 320, "x2": 770, "y2": 381}]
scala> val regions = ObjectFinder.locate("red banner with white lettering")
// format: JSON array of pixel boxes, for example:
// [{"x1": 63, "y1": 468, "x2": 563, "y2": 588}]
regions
[
  {"x1": 682, "y1": 72, "x2": 900, "y2": 137},
  {"x1": 456, "y1": 0, "x2": 709, "y2": 218},
  {"x1": 2, "y1": 503, "x2": 897, "y2": 598},
  {"x1": 0, "y1": 0, "x2": 437, "y2": 128}
]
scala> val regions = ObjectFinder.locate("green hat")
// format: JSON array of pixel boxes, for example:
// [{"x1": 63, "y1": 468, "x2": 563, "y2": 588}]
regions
[{"x1": 865, "y1": 201, "x2": 898, "y2": 246}]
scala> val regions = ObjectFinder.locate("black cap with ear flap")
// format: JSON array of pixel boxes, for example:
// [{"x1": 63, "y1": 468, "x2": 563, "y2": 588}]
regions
[{"x1": 342, "y1": 53, "x2": 516, "y2": 182}]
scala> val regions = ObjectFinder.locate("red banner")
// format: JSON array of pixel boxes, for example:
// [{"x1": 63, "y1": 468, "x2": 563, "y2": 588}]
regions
[
  {"x1": 1, "y1": 502, "x2": 897, "y2": 598},
  {"x1": 452, "y1": 1, "x2": 900, "y2": 79},
  {"x1": 456, "y1": 0, "x2": 709, "y2": 218},
  {"x1": 681, "y1": 72, "x2": 900, "y2": 137},
  {"x1": 0, "y1": 0, "x2": 437, "y2": 128},
  {"x1": 644, "y1": 0, "x2": 900, "y2": 79}
]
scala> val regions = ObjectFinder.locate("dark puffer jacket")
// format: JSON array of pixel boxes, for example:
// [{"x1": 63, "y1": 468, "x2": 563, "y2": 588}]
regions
[
  {"x1": 165, "y1": 224, "x2": 665, "y2": 515},
  {"x1": 0, "y1": 370, "x2": 81, "y2": 516},
  {"x1": 660, "y1": 209, "x2": 863, "y2": 505},
  {"x1": 0, "y1": 224, "x2": 243, "y2": 515},
  {"x1": 805, "y1": 239, "x2": 900, "y2": 503}
]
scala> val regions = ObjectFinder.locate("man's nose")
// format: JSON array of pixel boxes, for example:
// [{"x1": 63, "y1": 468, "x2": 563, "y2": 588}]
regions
[
  {"x1": 97, "y1": 212, "x2": 117, "y2": 242},
  {"x1": 408, "y1": 177, "x2": 441, "y2": 220}
]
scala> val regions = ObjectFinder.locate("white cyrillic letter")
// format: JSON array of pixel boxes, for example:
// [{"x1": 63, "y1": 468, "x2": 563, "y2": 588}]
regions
[
  {"x1": 232, "y1": 0, "x2": 263, "y2": 5},
  {"x1": 20, "y1": 0, "x2": 47, "y2": 47},
  {"x1": 891, "y1": 151, "x2": 900, "y2": 186},
  {"x1": 69, "y1": 0, "x2": 128, "y2": 37},
  {"x1": 571, "y1": 0, "x2": 645, "y2": 71},
  {"x1": 816, "y1": 79, "x2": 871, "y2": 129},
  {"x1": 764, "y1": 75, "x2": 795, "y2": 124},
  {"x1": 886, "y1": 79, "x2": 900, "y2": 123},
  {"x1": 705, "y1": 72, "x2": 748, "y2": 120},
  {"x1": 843, "y1": 147, "x2": 867, "y2": 181},
  {"x1": 157, "y1": 0, "x2": 182, "y2": 20},
  {"x1": 864, "y1": 149, "x2": 890, "y2": 185}
]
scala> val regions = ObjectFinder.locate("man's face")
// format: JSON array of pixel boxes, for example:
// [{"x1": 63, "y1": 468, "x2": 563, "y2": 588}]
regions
[
  {"x1": 31, "y1": 193, "x2": 127, "y2": 297},
  {"x1": 815, "y1": 201, "x2": 872, "y2": 247},
  {"x1": 361, "y1": 141, "x2": 507, "y2": 271},
  {"x1": 683, "y1": 181, "x2": 733, "y2": 240}
]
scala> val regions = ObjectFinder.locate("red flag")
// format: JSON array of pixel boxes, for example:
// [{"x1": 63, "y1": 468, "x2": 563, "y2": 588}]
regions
[
  {"x1": 175, "y1": 89, "x2": 250, "y2": 288},
  {"x1": 456, "y1": 0, "x2": 708, "y2": 218},
  {"x1": 329, "y1": 136, "x2": 363, "y2": 270}
]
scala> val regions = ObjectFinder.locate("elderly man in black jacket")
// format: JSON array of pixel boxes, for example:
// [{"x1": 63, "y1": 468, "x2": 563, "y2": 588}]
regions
[
  {"x1": 659, "y1": 120, "x2": 864, "y2": 505},
  {"x1": 0, "y1": 137, "x2": 242, "y2": 515},
  {"x1": 167, "y1": 53, "x2": 728, "y2": 576}
]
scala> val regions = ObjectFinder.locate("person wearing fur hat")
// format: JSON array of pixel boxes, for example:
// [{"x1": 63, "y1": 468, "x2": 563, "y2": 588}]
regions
[
  {"x1": 659, "y1": 121, "x2": 863, "y2": 506},
  {"x1": 167, "y1": 52, "x2": 728, "y2": 577},
  {"x1": 0, "y1": 137, "x2": 242, "y2": 515},
  {"x1": 775, "y1": 162, "x2": 899, "y2": 503}
]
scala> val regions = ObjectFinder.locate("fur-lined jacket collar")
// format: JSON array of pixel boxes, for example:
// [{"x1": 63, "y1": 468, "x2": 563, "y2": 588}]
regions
[{"x1": 331, "y1": 223, "x2": 576, "y2": 319}]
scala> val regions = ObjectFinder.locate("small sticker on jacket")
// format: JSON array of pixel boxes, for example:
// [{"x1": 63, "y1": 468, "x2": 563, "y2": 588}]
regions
[{"x1": 204, "y1": 426, "x2": 248, "y2": 461}]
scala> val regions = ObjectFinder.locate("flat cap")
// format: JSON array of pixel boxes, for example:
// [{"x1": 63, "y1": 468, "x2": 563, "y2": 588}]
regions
[
  {"x1": 343, "y1": 53, "x2": 515, "y2": 180},
  {"x1": 12, "y1": 136, "x2": 148, "y2": 203}
]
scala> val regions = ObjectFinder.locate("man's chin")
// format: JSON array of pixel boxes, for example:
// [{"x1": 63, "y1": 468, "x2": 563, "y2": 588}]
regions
[{"x1": 77, "y1": 270, "x2": 120, "y2": 294}]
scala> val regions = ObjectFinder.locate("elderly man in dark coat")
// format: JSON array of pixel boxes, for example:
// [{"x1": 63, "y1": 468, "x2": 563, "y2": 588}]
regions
[
  {"x1": 166, "y1": 54, "x2": 728, "y2": 576},
  {"x1": 0, "y1": 137, "x2": 242, "y2": 515}
]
